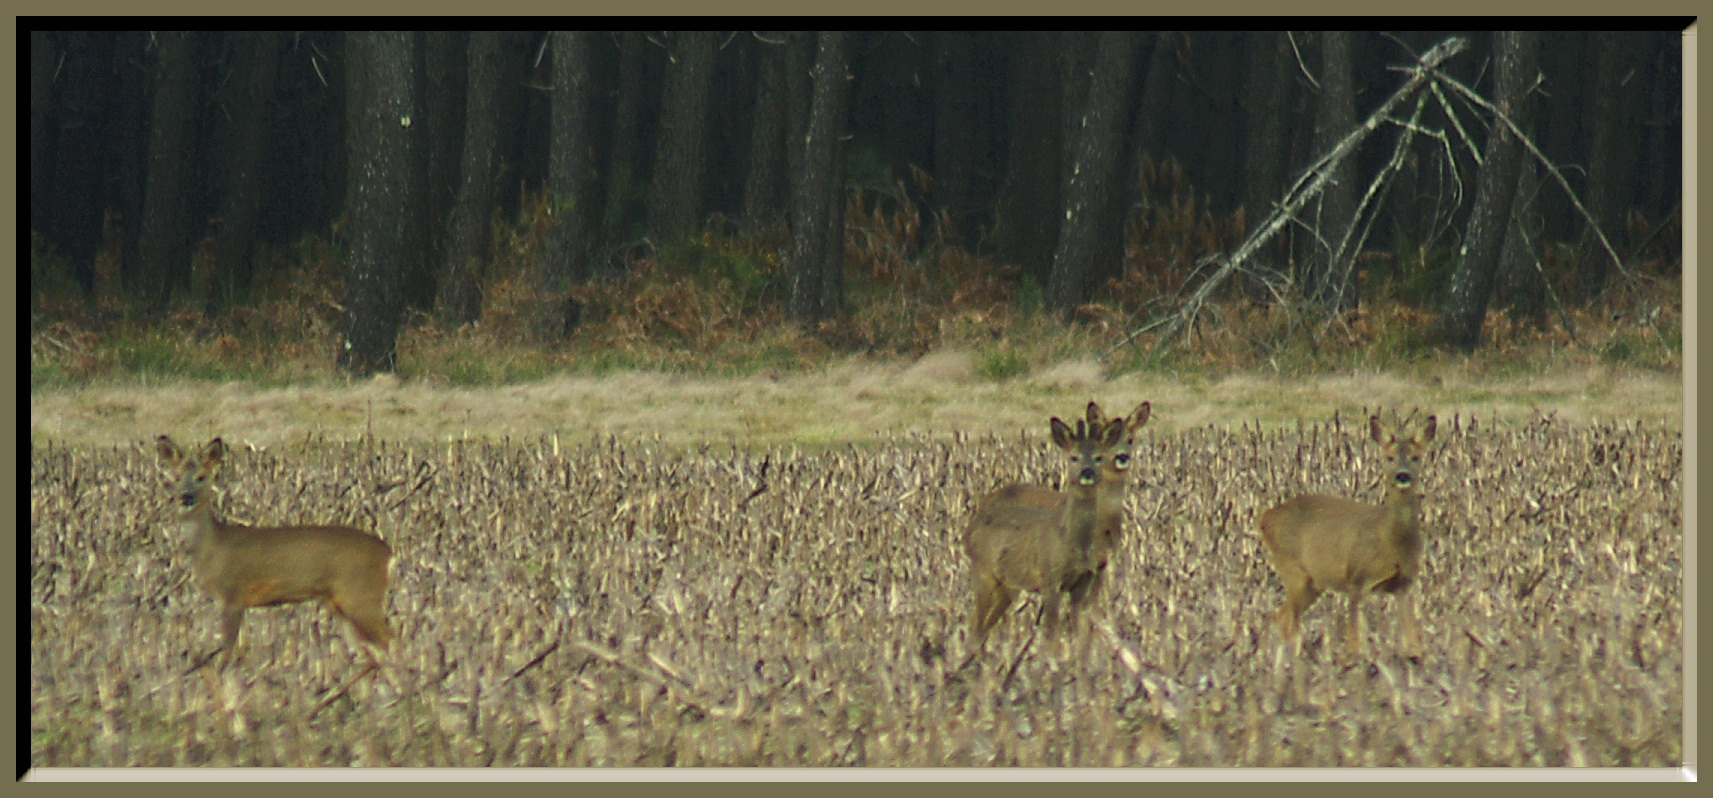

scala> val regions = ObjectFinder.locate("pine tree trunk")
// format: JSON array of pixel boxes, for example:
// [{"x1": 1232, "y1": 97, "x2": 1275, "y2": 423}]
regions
[
  {"x1": 787, "y1": 31, "x2": 852, "y2": 325},
  {"x1": 648, "y1": 31, "x2": 719, "y2": 244},
  {"x1": 1045, "y1": 31, "x2": 1138, "y2": 316},
  {"x1": 993, "y1": 32, "x2": 1063, "y2": 289},
  {"x1": 210, "y1": 31, "x2": 282, "y2": 310},
  {"x1": 541, "y1": 30, "x2": 600, "y2": 338},
  {"x1": 1306, "y1": 30, "x2": 1358, "y2": 310},
  {"x1": 1434, "y1": 31, "x2": 1538, "y2": 351},
  {"x1": 742, "y1": 31, "x2": 791, "y2": 231},
  {"x1": 135, "y1": 30, "x2": 199, "y2": 311},
  {"x1": 437, "y1": 30, "x2": 508, "y2": 326},
  {"x1": 339, "y1": 31, "x2": 415, "y2": 376}
]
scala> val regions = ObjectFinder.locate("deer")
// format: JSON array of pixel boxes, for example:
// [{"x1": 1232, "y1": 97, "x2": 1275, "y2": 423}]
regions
[
  {"x1": 984, "y1": 400, "x2": 1152, "y2": 615},
  {"x1": 156, "y1": 436, "x2": 395, "y2": 703},
  {"x1": 962, "y1": 413, "x2": 1128, "y2": 657},
  {"x1": 1257, "y1": 414, "x2": 1437, "y2": 661}
]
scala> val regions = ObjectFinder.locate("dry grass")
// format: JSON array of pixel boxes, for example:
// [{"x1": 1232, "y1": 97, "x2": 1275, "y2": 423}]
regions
[
  {"x1": 28, "y1": 359, "x2": 1681, "y2": 452},
  {"x1": 29, "y1": 412, "x2": 1681, "y2": 767}
]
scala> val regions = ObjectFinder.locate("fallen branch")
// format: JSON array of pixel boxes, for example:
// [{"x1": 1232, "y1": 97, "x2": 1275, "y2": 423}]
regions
[{"x1": 1140, "y1": 36, "x2": 1470, "y2": 354}]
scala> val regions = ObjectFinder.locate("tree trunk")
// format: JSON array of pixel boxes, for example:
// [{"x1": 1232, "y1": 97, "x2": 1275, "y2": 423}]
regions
[
  {"x1": 1045, "y1": 31, "x2": 1138, "y2": 317},
  {"x1": 648, "y1": 30, "x2": 719, "y2": 244},
  {"x1": 134, "y1": 30, "x2": 200, "y2": 312},
  {"x1": 993, "y1": 32, "x2": 1063, "y2": 289},
  {"x1": 1435, "y1": 31, "x2": 1538, "y2": 352},
  {"x1": 787, "y1": 31, "x2": 852, "y2": 325},
  {"x1": 437, "y1": 30, "x2": 508, "y2": 326},
  {"x1": 410, "y1": 30, "x2": 468, "y2": 313},
  {"x1": 29, "y1": 31, "x2": 57, "y2": 241},
  {"x1": 604, "y1": 31, "x2": 651, "y2": 249},
  {"x1": 1305, "y1": 30, "x2": 1359, "y2": 310},
  {"x1": 1578, "y1": 31, "x2": 1631, "y2": 301},
  {"x1": 1497, "y1": 155, "x2": 1546, "y2": 324},
  {"x1": 541, "y1": 30, "x2": 600, "y2": 338},
  {"x1": 741, "y1": 31, "x2": 791, "y2": 231},
  {"x1": 339, "y1": 31, "x2": 414, "y2": 376},
  {"x1": 932, "y1": 31, "x2": 979, "y2": 245},
  {"x1": 1239, "y1": 31, "x2": 1293, "y2": 296},
  {"x1": 209, "y1": 31, "x2": 282, "y2": 310}
]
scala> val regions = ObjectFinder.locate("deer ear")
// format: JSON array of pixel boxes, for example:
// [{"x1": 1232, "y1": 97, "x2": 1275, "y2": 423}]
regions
[
  {"x1": 1369, "y1": 415, "x2": 1384, "y2": 443},
  {"x1": 157, "y1": 435, "x2": 185, "y2": 466},
  {"x1": 201, "y1": 438, "x2": 227, "y2": 467},
  {"x1": 1419, "y1": 415, "x2": 1438, "y2": 444},
  {"x1": 1049, "y1": 417, "x2": 1074, "y2": 449},
  {"x1": 1102, "y1": 415, "x2": 1129, "y2": 447},
  {"x1": 1129, "y1": 401, "x2": 1151, "y2": 430}
]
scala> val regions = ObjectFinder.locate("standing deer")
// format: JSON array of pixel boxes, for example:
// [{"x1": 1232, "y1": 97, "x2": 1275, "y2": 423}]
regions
[
  {"x1": 988, "y1": 401, "x2": 1151, "y2": 613},
  {"x1": 157, "y1": 436, "x2": 395, "y2": 683},
  {"x1": 962, "y1": 414, "x2": 1127, "y2": 655},
  {"x1": 1257, "y1": 415, "x2": 1437, "y2": 660}
]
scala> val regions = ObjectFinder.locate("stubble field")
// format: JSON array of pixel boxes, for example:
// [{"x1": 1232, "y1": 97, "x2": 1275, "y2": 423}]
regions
[{"x1": 28, "y1": 406, "x2": 1683, "y2": 769}]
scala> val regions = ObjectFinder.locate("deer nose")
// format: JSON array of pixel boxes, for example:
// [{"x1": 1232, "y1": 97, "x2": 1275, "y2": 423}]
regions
[
  {"x1": 1394, "y1": 471, "x2": 1413, "y2": 487},
  {"x1": 1079, "y1": 467, "x2": 1098, "y2": 485},
  {"x1": 180, "y1": 493, "x2": 196, "y2": 506}
]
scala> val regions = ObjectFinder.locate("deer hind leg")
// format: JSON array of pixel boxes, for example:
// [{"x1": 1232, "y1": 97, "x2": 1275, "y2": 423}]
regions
[{"x1": 969, "y1": 575, "x2": 1013, "y2": 654}]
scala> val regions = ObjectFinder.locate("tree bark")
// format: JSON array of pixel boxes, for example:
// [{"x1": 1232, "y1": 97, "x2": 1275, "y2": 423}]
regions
[
  {"x1": 1239, "y1": 31, "x2": 1293, "y2": 296},
  {"x1": 1045, "y1": 31, "x2": 1138, "y2": 316},
  {"x1": 1305, "y1": 30, "x2": 1358, "y2": 310},
  {"x1": 993, "y1": 32, "x2": 1063, "y2": 289},
  {"x1": 1578, "y1": 31, "x2": 1633, "y2": 301},
  {"x1": 604, "y1": 31, "x2": 651, "y2": 248},
  {"x1": 339, "y1": 31, "x2": 415, "y2": 376},
  {"x1": 787, "y1": 31, "x2": 852, "y2": 325},
  {"x1": 209, "y1": 31, "x2": 283, "y2": 310},
  {"x1": 541, "y1": 30, "x2": 600, "y2": 338},
  {"x1": 134, "y1": 30, "x2": 200, "y2": 311},
  {"x1": 741, "y1": 31, "x2": 791, "y2": 231},
  {"x1": 437, "y1": 30, "x2": 508, "y2": 326},
  {"x1": 648, "y1": 30, "x2": 719, "y2": 244},
  {"x1": 1435, "y1": 31, "x2": 1538, "y2": 351},
  {"x1": 932, "y1": 31, "x2": 979, "y2": 245},
  {"x1": 410, "y1": 30, "x2": 468, "y2": 313}
]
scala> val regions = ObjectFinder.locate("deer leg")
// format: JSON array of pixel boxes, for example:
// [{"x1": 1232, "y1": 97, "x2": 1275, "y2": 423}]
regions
[
  {"x1": 219, "y1": 604, "x2": 247, "y2": 668},
  {"x1": 1275, "y1": 573, "x2": 1318, "y2": 657},
  {"x1": 1344, "y1": 592, "x2": 1365, "y2": 661},
  {"x1": 1397, "y1": 592, "x2": 1422, "y2": 660}
]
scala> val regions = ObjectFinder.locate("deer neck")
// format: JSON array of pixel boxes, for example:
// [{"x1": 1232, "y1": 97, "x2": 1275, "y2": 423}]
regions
[
  {"x1": 1061, "y1": 482, "x2": 1101, "y2": 561},
  {"x1": 176, "y1": 491, "x2": 225, "y2": 556},
  {"x1": 1095, "y1": 474, "x2": 1128, "y2": 529},
  {"x1": 1381, "y1": 483, "x2": 1423, "y2": 544}
]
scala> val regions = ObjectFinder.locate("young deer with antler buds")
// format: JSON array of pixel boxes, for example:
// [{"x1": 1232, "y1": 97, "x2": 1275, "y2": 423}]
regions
[{"x1": 962, "y1": 414, "x2": 1127, "y2": 654}]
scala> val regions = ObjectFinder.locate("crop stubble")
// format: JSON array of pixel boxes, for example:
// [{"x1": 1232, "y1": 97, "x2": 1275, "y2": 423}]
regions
[{"x1": 29, "y1": 413, "x2": 1682, "y2": 767}]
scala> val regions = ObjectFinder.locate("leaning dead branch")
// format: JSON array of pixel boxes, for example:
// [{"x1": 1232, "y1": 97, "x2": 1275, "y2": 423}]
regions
[{"x1": 1131, "y1": 36, "x2": 1469, "y2": 355}]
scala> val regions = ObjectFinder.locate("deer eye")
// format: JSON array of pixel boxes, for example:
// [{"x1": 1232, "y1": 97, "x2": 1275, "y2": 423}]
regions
[{"x1": 1114, "y1": 452, "x2": 1131, "y2": 469}]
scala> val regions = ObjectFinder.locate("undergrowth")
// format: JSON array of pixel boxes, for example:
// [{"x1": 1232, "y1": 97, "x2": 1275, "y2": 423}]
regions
[{"x1": 28, "y1": 165, "x2": 1683, "y2": 390}]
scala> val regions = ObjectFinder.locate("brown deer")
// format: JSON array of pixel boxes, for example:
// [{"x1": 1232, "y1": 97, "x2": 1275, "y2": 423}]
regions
[
  {"x1": 962, "y1": 414, "x2": 1127, "y2": 654},
  {"x1": 157, "y1": 436, "x2": 395, "y2": 680},
  {"x1": 1257, "y1": 415, "x2": 1436, "y2": 660},
  {"x1": 986, "y1": 401, "x2": 1151, "y2": 614}
]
